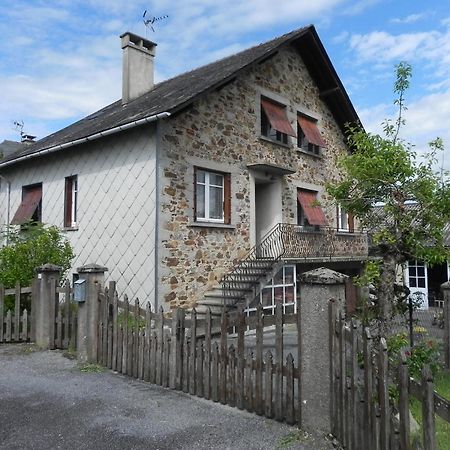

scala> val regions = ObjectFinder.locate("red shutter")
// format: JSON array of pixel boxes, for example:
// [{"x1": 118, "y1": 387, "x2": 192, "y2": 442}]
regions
[
  {"x1": 223, "y1": 173, "x2": 231, "y2": 224},
  {"x1": 261, "y1": 99, "x2": 297, "y2": 137},
  {"x1": 348, "y1": 213, "x2": 355, "y2": 233},
  {"x1": 11, "y1": 185, "x2": 42, "y2": 225},
  {"x1": 64, "y1": 177, "x2": 73, "y2": 227},
  {"x1": 297, "y1": 190, "x2": 327, "y2": 226},
  {"x1": 297, "y1": 116, "x2": 326, "y2": 147}
]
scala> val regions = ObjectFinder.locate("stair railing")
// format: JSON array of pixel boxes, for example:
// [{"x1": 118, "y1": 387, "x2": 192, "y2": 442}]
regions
[{"x1": 221, "y1": 223, "x2": 287, "y2": 304}]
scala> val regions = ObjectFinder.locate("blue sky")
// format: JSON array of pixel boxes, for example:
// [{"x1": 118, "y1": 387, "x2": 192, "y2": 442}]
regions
[{"x1": 1, "y1": 0, "x2": 449, "y2": 168}]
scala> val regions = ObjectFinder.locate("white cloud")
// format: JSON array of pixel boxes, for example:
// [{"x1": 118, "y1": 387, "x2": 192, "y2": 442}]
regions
[
  {"x1": 342, "y1": 0, "x2": 381, "y2": 16},
  {"x1": 391, "y1": 13, "x2": 427, "y2": 25}
]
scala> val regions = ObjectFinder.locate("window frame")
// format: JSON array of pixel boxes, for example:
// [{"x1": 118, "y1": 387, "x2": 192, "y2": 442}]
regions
[
  {"x1": 261, "y1": 105, "x2": 288, "y2": 145},
  {"x1": 64, "y1": 175, "x2": 78, "y2": 228},
  {"x1": 194, "y1": 168, "x2": 231, "y2": 224},
  {"x1": 296, "y1": 114, "x2": 326, "y2": 156}
]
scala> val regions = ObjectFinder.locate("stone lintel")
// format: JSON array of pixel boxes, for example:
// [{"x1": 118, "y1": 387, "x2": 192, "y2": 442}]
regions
[
  {"x1": 36, "y1": 263, "x2": 62, "y2": 273},
  {"x1": 77, "y1": 263, "x2": 109, "y2": 274},
  {"x1": 300, "y1": 267, "x2": 348, "y2": 285}
]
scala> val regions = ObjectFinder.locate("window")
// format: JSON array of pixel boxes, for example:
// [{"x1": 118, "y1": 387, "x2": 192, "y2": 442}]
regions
[
  {"x1": 260, "y1": 98, "x2": 296, "y2": 145},
  {"x1": 11, "y1": 183, "x2": 42, "y2": 225},
  {"x1": 64, "y1": 175, "x2": 78, "y2": 228},
  {"x1": 336, "y1": 205, "x2": 354, "y2": 232},
  {"x1": 195, "y1": 168, "x2": 231, "y2": 224},
  {"x1": 297, "y1": 189, "x2": 327, "y2": 227},
  {"x1": 297, "y1": 115, "x2": 326, "y2": 155}
]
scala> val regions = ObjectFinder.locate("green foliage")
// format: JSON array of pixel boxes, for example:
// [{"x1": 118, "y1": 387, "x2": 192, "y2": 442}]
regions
[
  {"x1": 387, "y1": 332, "x2": 442, "y2": 380},
  {"x1": 354, "y1": 260, "x2": 381, "y2": 287},
  {"x1": 0, "y1": 222, "x2": 74, "y2": 288}
]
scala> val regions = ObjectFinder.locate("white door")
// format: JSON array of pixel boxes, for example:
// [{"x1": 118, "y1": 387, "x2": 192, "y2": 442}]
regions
[{"x1": 406, "y1": 260, "x2": 428, "y2": 309}]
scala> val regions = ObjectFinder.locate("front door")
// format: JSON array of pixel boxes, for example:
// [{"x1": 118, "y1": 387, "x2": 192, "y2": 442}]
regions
[{"x1": 406, "y1": 260, "x2": 428, "y2": 309}]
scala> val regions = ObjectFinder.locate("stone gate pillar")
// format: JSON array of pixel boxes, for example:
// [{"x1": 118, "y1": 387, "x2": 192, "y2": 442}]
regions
[
  {"x1": 77, "y1": 263, "x2": 108, "y2": 364},
  {"x1": 299, "y1": 267, "x2": 347, "y2": 431},
  {"x1": 35, "y1": 264, "x2": 61, "y2": 349}
]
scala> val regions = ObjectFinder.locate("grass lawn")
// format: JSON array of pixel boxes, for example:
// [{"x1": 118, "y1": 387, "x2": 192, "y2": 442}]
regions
[{"x1": 410, "y1": 370, "x2": 450, "y2": 450}]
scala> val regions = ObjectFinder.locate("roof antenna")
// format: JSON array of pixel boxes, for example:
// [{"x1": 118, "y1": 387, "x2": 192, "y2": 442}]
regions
[
  {"x1": 13, "y1": 120, "x2": 24, "y2": 139},
  {"x1": 143, "y1": 10, "x2": 168, "y2": 37}
]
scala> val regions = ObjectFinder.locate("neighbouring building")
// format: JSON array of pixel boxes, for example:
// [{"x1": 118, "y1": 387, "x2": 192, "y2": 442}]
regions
[{"x1": 0, "y1": 26, "x2": 369, "y2": 314}]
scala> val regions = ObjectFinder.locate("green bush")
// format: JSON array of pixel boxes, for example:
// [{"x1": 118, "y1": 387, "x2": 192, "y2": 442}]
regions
[{"x1": 0, "y1": 223, "x2": 74, "y2": 310}]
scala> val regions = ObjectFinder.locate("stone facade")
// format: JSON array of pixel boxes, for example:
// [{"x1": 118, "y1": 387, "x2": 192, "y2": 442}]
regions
[{"x1": 157, "y1": 45, "x2": 357, "y2": 309}]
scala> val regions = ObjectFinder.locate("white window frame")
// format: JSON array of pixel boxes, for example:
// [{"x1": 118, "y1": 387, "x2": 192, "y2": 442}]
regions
[
  {"x1": 196, "y1": 169, "x2": 225, "y2": 223},
  {"x1": 337, "y1": 204, "x2": 349, "y2": 232}
]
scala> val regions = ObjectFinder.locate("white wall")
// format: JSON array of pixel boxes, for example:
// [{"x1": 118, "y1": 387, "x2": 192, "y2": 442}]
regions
[{"x1": 0, "y1": 125, "x2": 158, "y2": 305}]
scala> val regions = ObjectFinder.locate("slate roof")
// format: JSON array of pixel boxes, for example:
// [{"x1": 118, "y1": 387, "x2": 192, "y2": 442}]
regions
[
  {"x1": 0, "y1": 25, "x2": 360, "y2": 168},
  {"x1": 0, "y1": 140, "x2": 24, "y2": 160}
]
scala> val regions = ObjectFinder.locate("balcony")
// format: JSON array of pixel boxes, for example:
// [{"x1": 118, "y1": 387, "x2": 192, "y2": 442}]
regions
[{"x1": 278, "y1": 224, "x2": 368, "y2": 261}]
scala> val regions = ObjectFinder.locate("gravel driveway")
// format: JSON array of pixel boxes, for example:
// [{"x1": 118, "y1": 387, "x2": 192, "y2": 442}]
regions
[{"x1": 0, "y1": 344, "x2": 333, "y2": 450}]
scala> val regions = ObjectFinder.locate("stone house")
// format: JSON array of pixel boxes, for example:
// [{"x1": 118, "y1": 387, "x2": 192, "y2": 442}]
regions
[{"x1": 0, "y1": 26, "x2": 369, "y2": 313}]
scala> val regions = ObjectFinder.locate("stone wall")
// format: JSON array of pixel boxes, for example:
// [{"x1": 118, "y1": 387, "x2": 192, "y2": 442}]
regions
[{"x1": 157, "y1": 44, "x2": 357, "y2": 310}]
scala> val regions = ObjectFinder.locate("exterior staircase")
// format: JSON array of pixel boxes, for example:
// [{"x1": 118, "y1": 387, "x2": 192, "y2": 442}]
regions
[{"x1": 196, "y1": 224, "x2": 286, "y2": 317}]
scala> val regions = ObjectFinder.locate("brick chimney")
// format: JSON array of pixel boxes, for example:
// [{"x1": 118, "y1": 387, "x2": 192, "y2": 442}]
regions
[{"x1": 120, "y1": 32, "x2": 157, "y2": 104}]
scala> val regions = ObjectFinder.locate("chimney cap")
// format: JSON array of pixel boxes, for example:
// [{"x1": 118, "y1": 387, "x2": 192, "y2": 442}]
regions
[{"x1": 120, "y1": 31, "x2": 157, "y2": 53}]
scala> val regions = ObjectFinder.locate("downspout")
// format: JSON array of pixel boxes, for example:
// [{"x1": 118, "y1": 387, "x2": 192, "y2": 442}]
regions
[
  {"x1": 0, "y1": 174, "x2": 11, "y2": 246},
  {"x1": 154, "y1": 120, "x2": 162, "y2": 312}
]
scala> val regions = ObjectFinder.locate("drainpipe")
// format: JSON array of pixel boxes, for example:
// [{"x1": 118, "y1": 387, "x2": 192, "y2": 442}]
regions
[{"x1": 0, "y1": 174, "x2": 11, "y2": 246}]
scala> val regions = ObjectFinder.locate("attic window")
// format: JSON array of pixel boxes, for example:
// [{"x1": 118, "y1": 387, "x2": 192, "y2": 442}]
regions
[
  {"x1": 261, "y1": 98, "x2": 296, "y2": 145},
  {"x1": 11, "y1": 183, "x2": 42, "y2": 225},
  {"x1": 297, "y1": 189, "x2": 327, "y2": 227},
  {"x1": 297, "y1": 115, "x2": 326, "y2": 155}
]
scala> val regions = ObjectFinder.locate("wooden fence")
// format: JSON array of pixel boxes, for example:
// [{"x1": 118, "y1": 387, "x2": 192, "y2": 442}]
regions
[
  {"x1": 0, "y1": 282, "x2": 36, "y2": 343},
  {"x1": 330, "y1": 302, "x2": 450, "y2": 450},
  {"x1": 97, "y1": 282, "x2": 302, "y2": 425},
  {"x1": 53, "y1": 281, "x2": 77, "y2": 350}
]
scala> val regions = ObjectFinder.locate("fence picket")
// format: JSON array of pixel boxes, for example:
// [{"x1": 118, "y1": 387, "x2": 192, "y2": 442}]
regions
[
  {"x1": 189, "y1": 309, "x2": 197, "y2": 395},
  {"x1": 107, "y1": 322, "x2": 113, "y2": 370},
  {"x1": 338, "y1": 312, "x2": 346, "y2": 445},
  {"x1": 56, "y1": 310, "x2": 63, "y2": 348},
  {"x1": 14, "y1": 283, "x2": 20, "y2": 342},
  {"x1": 350, "y1": 319, "x2": 358, "y2": 450},
  {"x1": 220, "y1": 310, "x2": 228, "y2": 405},
  {"x1": 5, "y1": 310, "x2": 11, "y2": 342},
  {"x1": 21, "y1": 309, "x2": 28, "y2": 341},
  {"x1": 196, "y1": 340, "x2": 204, "y2": 397},
  {"x1": 398, "y1": 351, "x2": 411, "y2": 450},
  {"x1": 255, "y1": 304, "x2": 263, "y2": 415},
  {"x1": 228, "y1": 345, "x2": 236, "y2": 407},
  {"x1": 63, "y1": 281, "x2": 71, "y2": 349},
  {"x1": 150, "y1": 332, "x2": 157, "y2": 384},
  {"x1": 112, "y1": 286, "x2": 118, "y2": 371},
  {"x1": 363, "y1": 327, "x2": 373, "y2": 450},
  {"x1": 133, "y1": 299, "x2": 140, "y2": 378},
  {"x1": 182, "y1": 333, "x2": 189, "y2": 393},
  {"x1": 0, "y1": 285, "x2": 4, "y2": 343},
  {"x1": 286, "y1": 353, "x2": 295, "y2": 424},
  {"x1": 236, "y1": 305, "x2": 245, "y2": 410},
  {"x1": 144, "y1": 302, "x2": 152, "y2": 382},
  {"x1": 156, "y1": 306, "x2": 164, "y2": 385},
  {"x1": 211, "y1": 342, "x2": 219, "y2": 402},
  {"x1": 265, "y1": 351, "x2": 273, "y2": 418},
  {"x1": 274, "y1": 303, "x2": 283, "y2": 421},
  {"x1": 378, "y1": 338, "x2": 390, "y2": 450},
  {"x1": 204, "y1": 308, "x2": 211, "y2": 399},
  {"x1": 245, "y1": 351, "x2": 253, "y2": 412},
  {"x1": 163, "y1": 333, "x2": 170, "y2": 387},
  {"x1": 422, "y1": 366, "x2": 437, "y2": 450},
  {"x1": 122, "y1": 295, "x2": 129, "y2": 375},
  {"x1": 117, "y1": 325, "x2": 123, "y2": 373}
]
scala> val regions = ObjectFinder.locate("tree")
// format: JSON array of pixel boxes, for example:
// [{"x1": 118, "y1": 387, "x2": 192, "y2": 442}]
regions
[
  {"x1": 0, "y1": 223, "x2": 74, "y2": 289},
  {"x1": 327, "y1": 63, "x2": 450, "y2": 335}
]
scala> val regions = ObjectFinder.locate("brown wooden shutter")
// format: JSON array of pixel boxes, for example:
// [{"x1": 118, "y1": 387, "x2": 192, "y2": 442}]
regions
[
  {"x1": 224, "y1": 173, "x2": 231, "y2": 224},
  {"x1": 193, "y1": 168, "x2": 197, "y2": 221},
  {"x1": 348, "y1": 213, "x2": 355, "y2": 233},
  {"x1": 64, "y1": 177, "x2": 72, "y2": 227},
  {"x1": 11, "y1": 185, "x2": 42, "y2": 225}
]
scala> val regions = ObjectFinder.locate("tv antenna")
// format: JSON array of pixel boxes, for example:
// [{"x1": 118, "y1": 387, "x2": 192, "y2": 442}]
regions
[
  {"x1": 143, "y1": 10, "x2": 168, "y2": 36},
  {"x1": 13, "y1": 120, "x2": 24, "y2": 138}
]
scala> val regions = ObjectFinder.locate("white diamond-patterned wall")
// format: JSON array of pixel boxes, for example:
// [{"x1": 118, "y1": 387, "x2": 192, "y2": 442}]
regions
[{"x1": 0, "y1": 126, "x2": 157, "y2": 305}]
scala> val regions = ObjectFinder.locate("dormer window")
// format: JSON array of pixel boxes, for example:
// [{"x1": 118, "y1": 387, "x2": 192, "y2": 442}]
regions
[
  {"x1": 260, "y1": 98, "x2": 296, "y2": 145},
  {"x1": 297, "y1": 115, "x2": 326, "y2": 155}
]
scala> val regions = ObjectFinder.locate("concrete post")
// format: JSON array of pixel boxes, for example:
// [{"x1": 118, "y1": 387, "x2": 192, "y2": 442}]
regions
[
  {"x1": 35, "y1": 264, "x2": 61, "y2": 349},
  {"x1": 77, "y1": 263, "x2": 108, "y2": 364},
  {"x1": 299, "y1": 267, "x2": 348, "y2": 431},
  {"x1": 441, "y1": 281, "x2": 450, "y2": 369}
]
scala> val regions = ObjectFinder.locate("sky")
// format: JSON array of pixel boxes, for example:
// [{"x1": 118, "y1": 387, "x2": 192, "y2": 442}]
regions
[{"x1": 0, "y1": 0, "x2": 449, "y2": 170}]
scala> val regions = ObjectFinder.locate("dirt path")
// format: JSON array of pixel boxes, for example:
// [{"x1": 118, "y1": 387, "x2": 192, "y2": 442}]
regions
[{"x1": 0, "y1": 344, "x2": 333, "y2": 450}]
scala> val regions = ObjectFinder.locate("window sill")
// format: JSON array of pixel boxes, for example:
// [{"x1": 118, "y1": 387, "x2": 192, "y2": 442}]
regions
[
  {"x1": 188, "y1": 222, "x2": 235, "y2": 230},
  {"x1": 259, "y1": 135, "x2": 292, "y2": 149},
  {"x1": 296, "y1": 147, "x2": 323, "y2": 159},
  {"x1": 63, "y1": 226, "x2": 79, "y2": 232}
]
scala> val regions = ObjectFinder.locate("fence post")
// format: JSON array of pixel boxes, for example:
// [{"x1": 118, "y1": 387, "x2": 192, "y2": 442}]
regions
[
  {"x1": 35, "y1": 264, "x2": 61, "y2": 349},
  {"x1": 76, "y1": 263, "x2": 108, "y2": 364},
  {"x1": 299, "y1": 267, "x2": 348, "y2": 431},
  {"x1": 441, "y1": 281, "x2": 450, "y2": 369}
]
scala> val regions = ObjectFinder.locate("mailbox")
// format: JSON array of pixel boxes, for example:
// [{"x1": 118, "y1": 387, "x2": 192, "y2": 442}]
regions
[{"x1": 73, "y1": 279, "x2": 86, "y2": 302}]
